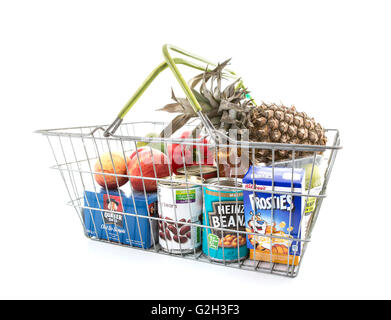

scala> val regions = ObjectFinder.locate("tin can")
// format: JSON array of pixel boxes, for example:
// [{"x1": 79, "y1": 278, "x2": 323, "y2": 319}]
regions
[
  {"x1": 202, "y1": 178, "x2": 248, "y2": 262},
  {"x1": 176, "y1": 165, "x2": 217, "y2": 180},
  {"x1": 157, "y1": 176, "x2": 203, "y2": 254}
]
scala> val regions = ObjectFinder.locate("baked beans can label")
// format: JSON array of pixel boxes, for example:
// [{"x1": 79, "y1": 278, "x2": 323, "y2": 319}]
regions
[
  {"x1": 157, "y1": 176, "x2": 202, "y2": 254},
  {"x1": 202, "y1": 178, "x2": 248, "y2": 262}
]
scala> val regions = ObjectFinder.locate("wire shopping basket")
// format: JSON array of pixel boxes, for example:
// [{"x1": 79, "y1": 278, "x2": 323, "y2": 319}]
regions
[{"x1": 36, "y1": 45, "x2": 341, "y2": 277}]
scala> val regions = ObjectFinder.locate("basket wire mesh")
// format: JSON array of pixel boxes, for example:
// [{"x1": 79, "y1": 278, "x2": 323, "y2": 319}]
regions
[
  {"x1": 36, "y1": 45, "x2": 341, "y2": 277},
  {"x1": 38, "y1": 121, "x2": 340, "y2": 277}
]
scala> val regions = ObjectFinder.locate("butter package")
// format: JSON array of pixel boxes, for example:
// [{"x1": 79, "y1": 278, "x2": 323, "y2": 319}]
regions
[
  {"x1": 83, "y1": 188, "x2": 158, "y2": 248},
  {"x1": 243, "y1": 166, "x2": 306, "y2": 266}
]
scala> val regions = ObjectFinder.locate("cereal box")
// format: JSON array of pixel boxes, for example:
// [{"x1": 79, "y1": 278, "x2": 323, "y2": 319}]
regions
[
  {"x1": 83, "y1": 188, "x2": 158, "y2": 248},
  {"x1": 243, "y1": 166, "x2": 306, "y2": 266}
]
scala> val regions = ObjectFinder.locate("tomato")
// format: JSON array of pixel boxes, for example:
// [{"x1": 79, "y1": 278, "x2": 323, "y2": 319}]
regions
[
  {"x1": 167, "y1": 131, "x2": 213, "y2": 173},
  {"x1": 193, "y1": 137, "x2": 214, "y2": 165},
  {"x1": 167, "y1": 131, "x2": 193, "y2": 174}
]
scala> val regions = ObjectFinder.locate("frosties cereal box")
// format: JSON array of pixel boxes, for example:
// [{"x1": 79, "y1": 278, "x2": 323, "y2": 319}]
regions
[{"x1": 243, "y1": 166, "x2": 306, "y2": 266}]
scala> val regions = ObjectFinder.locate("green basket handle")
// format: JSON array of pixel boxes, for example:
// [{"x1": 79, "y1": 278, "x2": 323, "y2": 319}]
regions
[{"x1": 103, "y1": 44, "x2": 237, "y2": 137}]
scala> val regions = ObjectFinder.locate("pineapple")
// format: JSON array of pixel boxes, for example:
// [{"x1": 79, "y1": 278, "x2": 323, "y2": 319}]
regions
[
  {"x1": 157, "y1": 60, "x2": 252, "y2": 177},
  {"x1": 157, "y1": 59, "x2": 253, "y2": 139},
  {"x1": 157, "y1": 60, "x2": 327, "y2": 168},
  {"x1": 246, "y1": 103, "x2": 327, "y2": 163}
]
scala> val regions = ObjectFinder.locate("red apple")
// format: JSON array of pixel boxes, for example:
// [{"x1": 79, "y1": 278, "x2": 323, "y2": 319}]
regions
[
  {"x1": 167, "y1": 131, "x2": 197, "y2": 174},
  {"x1": 129, "y1": 147, "x2": 146, "y2": 162},
  {"x1": 94, "y1": 152, "x2": 128, "y2": 189},
  {"x1": 127, "y1": 148, "x2": 170, "y2": 192}
]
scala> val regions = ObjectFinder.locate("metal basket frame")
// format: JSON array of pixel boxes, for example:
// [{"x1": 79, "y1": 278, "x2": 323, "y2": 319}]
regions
[{"x1": 36, "y1": 45, "x2": 341, "y2": 277}]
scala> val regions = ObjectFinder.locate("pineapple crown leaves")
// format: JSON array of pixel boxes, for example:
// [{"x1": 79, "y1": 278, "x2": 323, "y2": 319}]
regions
[
  {"x1": 156, "y1": 89, "x2": 198, "y2": 115},
  {"x1": 157, "y1": 59, "x2": 254, "y2": 138},
  {"x1": 187, "y1": 59, "x2": 231, "y2": 90}
]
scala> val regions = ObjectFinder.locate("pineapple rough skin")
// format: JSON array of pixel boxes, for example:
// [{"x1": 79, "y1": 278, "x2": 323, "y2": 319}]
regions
[{"x1": 247, "y1": 103, "x2": 327, "y2": 164}]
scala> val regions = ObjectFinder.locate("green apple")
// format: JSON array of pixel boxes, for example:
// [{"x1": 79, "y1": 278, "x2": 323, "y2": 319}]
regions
[
  {"x1": 136, "y1": 132, "x2": 165, "y2": 153},
  {"x1": 303, "y1": 163, "x2": 322, "y2": 189}
]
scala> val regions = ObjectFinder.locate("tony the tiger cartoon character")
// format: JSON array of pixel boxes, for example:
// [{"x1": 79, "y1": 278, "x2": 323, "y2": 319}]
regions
[{"x1": 246, "y1": 211, "x2": 289, "y2": 254}]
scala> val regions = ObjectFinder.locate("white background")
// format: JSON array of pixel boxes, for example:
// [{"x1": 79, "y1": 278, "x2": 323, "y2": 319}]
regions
[{"x1": 1, "y1": 0, "x2": 390, "y2": 300}]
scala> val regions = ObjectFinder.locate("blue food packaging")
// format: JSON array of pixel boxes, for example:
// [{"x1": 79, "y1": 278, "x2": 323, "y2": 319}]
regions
[
  {"x1": 83, "y1": 188, "x2": 158, "y2": 249},
  {"x1": 242, "y1": 166, "x2": 305, "y2": 265}
]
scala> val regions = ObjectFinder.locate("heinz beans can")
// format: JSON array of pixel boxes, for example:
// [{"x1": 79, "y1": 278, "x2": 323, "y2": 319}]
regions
[
  {"x1": 157, "y1": 176, "x2": 202, "y2": 254},
  {"x1": 203, "y1": 178, "x2": 248, "y2": 262}
]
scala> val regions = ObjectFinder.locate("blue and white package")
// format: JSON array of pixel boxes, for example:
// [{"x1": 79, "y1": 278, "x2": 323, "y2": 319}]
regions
[
  {"x1": 83, "y1": 188, "x2": 158, "y2": 248},
  {"x1": 243, "y1": 166, "x2": 305, "y2": 265}
]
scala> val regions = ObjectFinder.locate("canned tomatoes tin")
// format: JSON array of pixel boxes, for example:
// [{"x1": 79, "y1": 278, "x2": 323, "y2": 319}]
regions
[
  {"x1": 203, "y1": 178, "x2": 248, "y2": 262},
  {"x1": 157, "y1": 175, "x2": 203, "y2": 254},
  {"x1": 176, "y1": 165, "x2": 217, "y2": 180}
]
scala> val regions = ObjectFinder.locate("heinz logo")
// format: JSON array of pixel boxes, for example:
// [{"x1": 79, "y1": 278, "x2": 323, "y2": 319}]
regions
[{"x1": 210, "y1": 201, "x2": 245, "y2": 230}]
